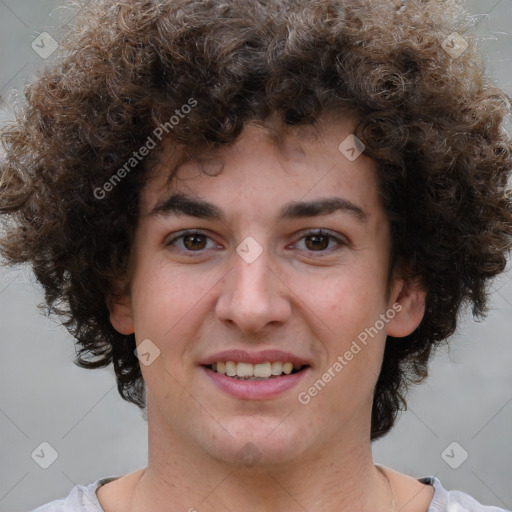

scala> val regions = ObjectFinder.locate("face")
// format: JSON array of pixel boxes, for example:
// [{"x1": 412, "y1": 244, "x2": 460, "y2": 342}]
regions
[{"x1": 110, "y1": 117, "x2": 425, "y2": 467}]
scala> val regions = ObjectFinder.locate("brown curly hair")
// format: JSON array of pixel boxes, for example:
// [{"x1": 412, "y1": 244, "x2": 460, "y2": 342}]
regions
[{"x1": 1, "y1": 0, "x2": 511, "y2": 441}]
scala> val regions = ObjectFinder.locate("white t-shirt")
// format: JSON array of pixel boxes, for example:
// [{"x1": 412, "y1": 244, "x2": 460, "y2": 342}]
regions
[{"x1": 29, "y1": 475, "x2": 510, "y2": 512}]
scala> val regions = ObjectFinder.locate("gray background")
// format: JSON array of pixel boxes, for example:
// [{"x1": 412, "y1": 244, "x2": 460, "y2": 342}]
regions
[{"x1": 1, "y1": 1, "x2": 511, "y2": 511}]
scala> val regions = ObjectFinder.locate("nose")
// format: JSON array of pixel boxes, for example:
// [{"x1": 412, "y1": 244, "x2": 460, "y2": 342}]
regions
[{"x1": 215, "y1": 245, "x2": 292, "y2": 334}]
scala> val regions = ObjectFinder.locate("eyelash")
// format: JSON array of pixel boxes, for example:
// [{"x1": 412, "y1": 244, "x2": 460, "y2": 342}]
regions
[{"x1": 166, "y1": 229, "x2": 347, "y2": 257}]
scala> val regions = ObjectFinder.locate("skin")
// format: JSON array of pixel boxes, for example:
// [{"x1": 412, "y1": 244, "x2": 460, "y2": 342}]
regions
[{"x1": 104, "y1": 116, "x2": 432, "y2": 512}]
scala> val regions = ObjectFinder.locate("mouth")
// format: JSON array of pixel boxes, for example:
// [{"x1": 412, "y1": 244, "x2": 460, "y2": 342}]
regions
[
  {"x1": 200, "y1": 350, "x2": 312, "y2": 399},
  {"x1": 206, "y1": 361, "x2": 308, "y2": 380},
  {"x1": 201, "y1": 355, "x2": 311, "y2": 400}
]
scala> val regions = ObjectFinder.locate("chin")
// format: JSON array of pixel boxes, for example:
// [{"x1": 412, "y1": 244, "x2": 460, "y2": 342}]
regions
[{"x1": 202, "y1": 417, "x2": 309, "y2": 468}]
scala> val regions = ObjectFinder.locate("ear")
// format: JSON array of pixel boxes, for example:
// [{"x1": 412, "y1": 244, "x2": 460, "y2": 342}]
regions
[
  {"x1": 386, "y1": 276, "x2": 426, "y2": 338},
  {"x1": 107, "y1": 279, "x2": 135, "y2": 335}
]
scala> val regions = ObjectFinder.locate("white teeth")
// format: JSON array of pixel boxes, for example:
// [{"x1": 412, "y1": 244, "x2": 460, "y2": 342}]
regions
[
  {"x1": 271, "y1": 362, "x2": 283, "y2": 375},
  {"x1": 211, "y1": 361, "x2": 303, "y2": 378},
  {"x1": 282, "y1": 362, "x2": 293, "y2": 375},
  {"x1": 236, "y1": 362, "x2": 254, "y2": 377},
  {"x1": 225, "y1": 361, "x2": 237, "y2": 377},
  {"x1": 254, "y1": 362, "x2": 272, "y2": 378}
]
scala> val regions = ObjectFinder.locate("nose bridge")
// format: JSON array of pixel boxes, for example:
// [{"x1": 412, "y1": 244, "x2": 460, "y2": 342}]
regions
[
  {"x1": 215, "y1": 242, "x2": 290, "y2": 332},
  {"x1": 234, "y1": 245, "x2": 272, "y2": 297}
]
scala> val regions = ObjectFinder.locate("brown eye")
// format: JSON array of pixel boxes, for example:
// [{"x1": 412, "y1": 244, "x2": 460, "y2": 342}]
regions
[
  {"x1": 304, "y1": 233, "x2": 330, "y2": 251},
  {"x1": 167, "y1": 230, "x2": 218, "y2": 254},
  {"x1": 183, "y1": 233, "x2": 207, "y2": 251},
  {"x1": 293, "y1": 229, "x2": 347, "y2": 255}
]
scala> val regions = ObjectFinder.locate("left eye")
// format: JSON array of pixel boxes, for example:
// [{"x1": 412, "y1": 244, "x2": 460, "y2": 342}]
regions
[{"x1": 293, "y1": 229, "x2": 346, "y2": 253}]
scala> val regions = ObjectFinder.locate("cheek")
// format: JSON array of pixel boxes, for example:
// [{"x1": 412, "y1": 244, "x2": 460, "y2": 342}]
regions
[
  {"x1": 130, "y1": 259, "x2": 224, "y2": 366},
  {"x1": 295, "y1": 266, "x2": 389, "y2": 340},
  {"x1": 130, "y1": 257, "x2": 205, "y2": 327}
]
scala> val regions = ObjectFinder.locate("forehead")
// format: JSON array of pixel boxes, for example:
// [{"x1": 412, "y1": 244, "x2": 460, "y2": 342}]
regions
[{"x1": 139, "y1": 117, "x2": 381, "y2": 219}]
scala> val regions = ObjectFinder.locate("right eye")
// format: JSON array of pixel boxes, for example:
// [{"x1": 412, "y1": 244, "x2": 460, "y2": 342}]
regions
[{"x1": 166, "y1": 230, "x2": 221, "y2": 254}]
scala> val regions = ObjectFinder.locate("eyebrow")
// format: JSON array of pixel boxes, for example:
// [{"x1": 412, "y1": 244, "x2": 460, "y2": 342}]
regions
[{"x1": 148, "y1": 193, "x2": 368, "y2": 223}]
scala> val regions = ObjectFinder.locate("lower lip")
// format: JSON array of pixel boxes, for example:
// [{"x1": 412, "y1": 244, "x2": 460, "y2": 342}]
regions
[{"x1": 202, "y1": 366, "x2": 310, "y2": 400}]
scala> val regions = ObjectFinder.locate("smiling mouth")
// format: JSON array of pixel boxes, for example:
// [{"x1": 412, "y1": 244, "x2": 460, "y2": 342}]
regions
[{"x1": 207, "y1": 361, "x2": 307, "y2": 380}]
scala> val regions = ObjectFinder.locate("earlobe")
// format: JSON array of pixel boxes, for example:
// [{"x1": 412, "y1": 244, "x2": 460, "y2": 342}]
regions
[
  {"x1": 108, "y1": 280, "x2": 135, "y2": 335},
  {"x1": 386, "y1": 278, "x2": 426, "y2": 338}
]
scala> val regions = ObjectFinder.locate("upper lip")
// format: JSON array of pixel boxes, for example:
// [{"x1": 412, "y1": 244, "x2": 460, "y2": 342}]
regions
[{"x1": 200, "y1": 349, "x2": 311, "y2": 367}]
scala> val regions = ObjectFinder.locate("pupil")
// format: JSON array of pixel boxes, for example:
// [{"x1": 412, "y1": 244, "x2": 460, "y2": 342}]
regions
[
  {"x1": 184, "y1": 234, "x2": 206, "y2": 250},
  {"x1": 306, "y1": 234, "x2": 328, "y2": 251}
]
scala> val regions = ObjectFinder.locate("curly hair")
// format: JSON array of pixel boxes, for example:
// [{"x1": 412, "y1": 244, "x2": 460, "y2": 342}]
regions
[{"x1": 1, "y1": 0, "x2": 511, "y2": 441}]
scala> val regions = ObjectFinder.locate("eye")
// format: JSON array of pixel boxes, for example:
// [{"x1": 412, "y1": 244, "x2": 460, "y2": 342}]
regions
[
  {"x1": 166, "y1": 230, "x2": 220, "y2": 253},
  {"x1": 293, "y1": 229, "x2": 347, "y2": 254}
]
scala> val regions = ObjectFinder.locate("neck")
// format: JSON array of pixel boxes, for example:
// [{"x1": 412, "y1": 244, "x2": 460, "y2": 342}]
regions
[{"x1": 129, "y1": 407, "x2": 392, "y2": 512}]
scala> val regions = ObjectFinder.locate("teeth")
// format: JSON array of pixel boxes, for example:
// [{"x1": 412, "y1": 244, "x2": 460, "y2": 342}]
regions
[
  {"x1": 271, "y1": 362, "x2": 283, "y2": 375},
  {"x1": 254, "y1": 362, "x2": 272, "y2": 378},
  {"x1": 226, "y1": 361, "x2": 237, "y2": 377},
  {"x1": 211, "y1": 361, "x2": 303, "y2": 378},
  {"x1": 237, "y1": 362, "x2": 254, "y2": 377}
]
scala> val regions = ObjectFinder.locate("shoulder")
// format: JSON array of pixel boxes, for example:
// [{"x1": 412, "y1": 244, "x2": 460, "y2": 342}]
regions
[
  {"x1": 29, "y1": 477, "x2": 119, "y2": 512},
  {"x1": 420, "y1": 476, "x2": 509, "y2": 512},
  {"x1": 379, "y1": 466, "x2": 508, "y2": 512}
]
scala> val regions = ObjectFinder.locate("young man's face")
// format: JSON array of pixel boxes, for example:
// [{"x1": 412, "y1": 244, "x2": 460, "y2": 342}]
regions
[{"x1": 111, "y1": 117, "x2": 424, "y2": 466}]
